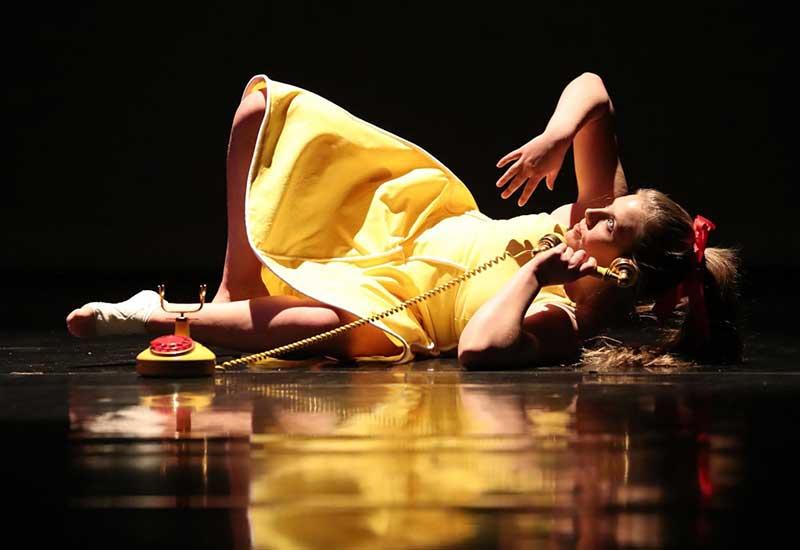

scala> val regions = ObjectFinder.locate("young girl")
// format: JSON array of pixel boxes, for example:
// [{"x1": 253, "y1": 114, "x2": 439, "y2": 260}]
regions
[{"x1": 66, "y1": 72, "x2": 740, "y2": 368}]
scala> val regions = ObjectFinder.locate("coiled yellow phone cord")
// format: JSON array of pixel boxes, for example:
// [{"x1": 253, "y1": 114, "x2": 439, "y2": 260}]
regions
[{"x1": 215, "y1": 235, "x2": 563, "y2": 371}]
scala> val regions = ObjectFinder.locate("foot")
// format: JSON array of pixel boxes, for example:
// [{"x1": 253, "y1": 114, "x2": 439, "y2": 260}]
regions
[
  {"x1": 66, "y1": 305, "x2": 98, "y2": 337},
  {"x1": 66, "y1": 290, "x2": 161, "y2": 338}
]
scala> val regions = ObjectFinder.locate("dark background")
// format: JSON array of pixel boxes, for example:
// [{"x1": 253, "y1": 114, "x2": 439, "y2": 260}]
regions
[{"x1": 3, "y1": 1, "x2": 792, "y2": 309}]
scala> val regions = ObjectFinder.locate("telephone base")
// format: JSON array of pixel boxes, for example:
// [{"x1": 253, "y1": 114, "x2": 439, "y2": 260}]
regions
[{"x1": 136, "y1": 343, "x2": 216, "y2": 378}]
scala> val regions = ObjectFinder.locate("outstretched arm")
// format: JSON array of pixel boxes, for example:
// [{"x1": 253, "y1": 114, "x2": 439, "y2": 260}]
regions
[{"x1": 496, "y1": 72, "x2": 626, "y2": 212}]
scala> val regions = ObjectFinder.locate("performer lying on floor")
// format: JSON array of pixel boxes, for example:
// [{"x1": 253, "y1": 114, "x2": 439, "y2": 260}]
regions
[{"x1": 66, "y1": 72, "x2": 741, "y2": 368}]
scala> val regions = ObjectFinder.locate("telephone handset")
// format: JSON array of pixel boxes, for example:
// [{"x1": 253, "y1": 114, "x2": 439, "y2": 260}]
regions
[
  {"x1": 135, "y1": 285, "x2": 217, "y2": 378},
  {"x1": 136, "y1": 234, "x2": 638, "y2": 377}
]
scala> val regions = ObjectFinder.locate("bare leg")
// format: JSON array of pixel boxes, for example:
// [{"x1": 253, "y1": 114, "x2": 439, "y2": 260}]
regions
[
  {"x1": 213, "y1": 88, "x2": 270, "y2": 303},
  {"x1": 67, "y1": 294, "x2": 402, "y2": 360},
  {"x1": 145, "y1": 296, "x2": 402, "y2": 359}
]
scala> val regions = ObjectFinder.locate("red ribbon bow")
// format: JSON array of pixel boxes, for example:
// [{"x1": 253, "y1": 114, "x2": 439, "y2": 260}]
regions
[
  {"x1": 652, "y1": 215, "x2": 716, "y2": 339},
  {"x1": 692, "y1": 215, "x2": 716, "y2": 264}
]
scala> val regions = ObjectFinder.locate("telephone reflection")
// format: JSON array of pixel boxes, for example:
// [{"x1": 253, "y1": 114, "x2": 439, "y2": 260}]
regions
[{"x1": 135, "y1": 234, "x2": 639, "y2": 378}]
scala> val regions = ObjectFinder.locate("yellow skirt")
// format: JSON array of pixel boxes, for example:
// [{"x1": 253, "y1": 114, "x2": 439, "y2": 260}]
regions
[{"x1": 243, "y1": 75, "x2": 575, "y2": 363}]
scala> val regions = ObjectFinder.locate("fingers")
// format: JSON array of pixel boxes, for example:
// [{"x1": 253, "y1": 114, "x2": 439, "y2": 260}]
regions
[
  {"x1": 495, "y1": 161, "x2": 521, "y2": 189},
  {"x1": 497, "y1": 149, "x2": 520, "y2": 168},
  {"x1": 579, "y1": 256, "x2": 598, "y2": 274},
  {"x1": 549, "y1": 244, "x2": 568, "y2": 263},
  {"x1": 566, "y1": 248, "x2": 586, "y2": 268},
  {"x1": 517, "y1": 178, "x2": 541, "y2": 206},
  {"x1": 500, "y1": 169, "x2": 545, "y2": 204},
  {"x1": 535, "y1": 244, "x2": 598, "y2": 286},
  {"x1": 562, "y1": 248, "x2": 597, "y2": 272},
  {"x1": 532, "y1": 242, "x2": 566, "y2": 268},
  {"x1": 498, "y1": 165, "x2": 548, "y2": 205},
  {"x1": 559, "y1": 246, "x2": 575, "y2": 265},
  {"x1": 501, "y1": 173, "x2": 529, "y2": 199},
  {"x1": 545, "y1": 172, "x2": 556, "y2": 191}
]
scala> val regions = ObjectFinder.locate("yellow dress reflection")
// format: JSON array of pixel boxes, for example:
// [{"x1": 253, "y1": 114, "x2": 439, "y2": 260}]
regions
[
  {"x1": 66, "y1": 373, "x2": 738, "y2": 548},
  {"x1": 247, "y1": 371, "x2": 575, "y2": 549}
]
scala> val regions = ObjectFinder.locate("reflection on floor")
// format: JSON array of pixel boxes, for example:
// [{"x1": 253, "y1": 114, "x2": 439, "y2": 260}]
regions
[{"x1": 3, "y1": 332, "x2": 799, "y2": 548}]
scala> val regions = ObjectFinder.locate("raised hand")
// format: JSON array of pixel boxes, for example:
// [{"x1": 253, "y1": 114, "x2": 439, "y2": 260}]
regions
[{"x1": 495, "y1": 132, "x2": 571, "y2": 207}]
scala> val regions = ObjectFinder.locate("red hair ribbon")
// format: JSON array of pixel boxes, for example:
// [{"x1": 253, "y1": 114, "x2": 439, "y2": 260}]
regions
[{"x1": 652, "y1": 215, "x2": 716, "y2": 339}]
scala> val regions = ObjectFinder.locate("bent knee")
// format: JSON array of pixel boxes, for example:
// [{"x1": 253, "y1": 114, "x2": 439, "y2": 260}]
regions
[
  {"x1": 234, "y1": 89, "x2": 266, "y2": 127},
  {"x1": 309, "y1": 307, "x2": 342, "y2": 331}
]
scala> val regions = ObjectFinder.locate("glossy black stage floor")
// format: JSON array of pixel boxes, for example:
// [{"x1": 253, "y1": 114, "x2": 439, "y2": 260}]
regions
[{"x1": 2, "y1": 267, "x2": 798, "y2": 549}]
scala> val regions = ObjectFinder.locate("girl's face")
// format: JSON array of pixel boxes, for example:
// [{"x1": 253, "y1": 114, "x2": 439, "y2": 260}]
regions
[{"x1": 565, "y1": 195, "x2": 644, "y2": 267}]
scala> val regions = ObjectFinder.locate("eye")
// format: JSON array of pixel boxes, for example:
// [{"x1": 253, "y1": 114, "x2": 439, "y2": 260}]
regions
[{"x1": 606, "y1": 217, "x2": 615, "y2": 232}]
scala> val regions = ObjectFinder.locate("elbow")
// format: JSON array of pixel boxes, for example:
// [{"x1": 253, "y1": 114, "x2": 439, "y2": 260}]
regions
[
  {"x1": 579, "y1": 72, "x2": 608, "y2": 95},
  {"x1": 457, "y1": 346, "x2": 491, "y2": 369},
  {"x1": 580, "y1": 71, "x2": 604, "y2": 84},
  {"x1": 457, "y1": 337, "x2": 498, "y2": 369},
  {"x1": 579, "y1": 72, "x2": 614, "y2": 114},
  {"x1": 457, "y1": 338, "x2": 531, "y2": 369}
]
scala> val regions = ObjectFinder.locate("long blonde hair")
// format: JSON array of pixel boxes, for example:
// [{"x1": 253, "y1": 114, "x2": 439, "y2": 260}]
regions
[{"x1": 581, "y1": 188, "x2": 742, "y2": 371}]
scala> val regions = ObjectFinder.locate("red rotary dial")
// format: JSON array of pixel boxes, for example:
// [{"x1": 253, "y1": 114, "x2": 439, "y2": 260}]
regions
[{"x1": 150, "y1": 335, "x2": 196, "y2": 356}]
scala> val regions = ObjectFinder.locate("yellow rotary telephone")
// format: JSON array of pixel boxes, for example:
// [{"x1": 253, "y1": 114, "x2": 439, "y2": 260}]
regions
[
  {"x1": 135, "y1": 285, "x2": 216, "y2": 378},
  {"x1": 136, "y1": 233, "x2": 638, "y2": 377}
]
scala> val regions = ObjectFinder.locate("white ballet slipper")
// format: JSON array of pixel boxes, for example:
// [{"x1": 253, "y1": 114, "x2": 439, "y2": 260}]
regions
[{"x1": 87, "y1": 290, "x2": 161, "y2": 336}]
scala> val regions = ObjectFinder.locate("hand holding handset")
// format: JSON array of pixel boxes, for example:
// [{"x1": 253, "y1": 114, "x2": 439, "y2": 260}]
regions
[
  {"x1": 136, "y1": 285, "x2": 216, "y2": 378},
  {"x1": 507, "y1": 236, "x2": 638, "y2": 288}
]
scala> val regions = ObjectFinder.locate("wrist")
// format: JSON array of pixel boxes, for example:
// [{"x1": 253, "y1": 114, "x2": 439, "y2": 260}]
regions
[
  {"x1": 542, "y1": 124, "x2": 574, "y2": 147},
  {"x1": 522, "y1": 259, "x2": 545, "y2": 290}
]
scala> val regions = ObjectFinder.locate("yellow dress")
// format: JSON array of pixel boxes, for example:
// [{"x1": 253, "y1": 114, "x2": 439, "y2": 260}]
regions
[{"x1": 244, "y1": 75, "x2": 576, "y2": 363}]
